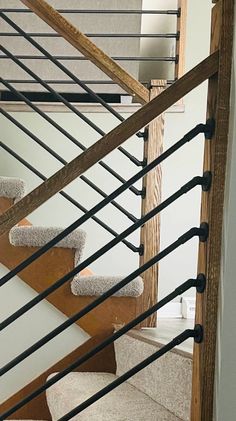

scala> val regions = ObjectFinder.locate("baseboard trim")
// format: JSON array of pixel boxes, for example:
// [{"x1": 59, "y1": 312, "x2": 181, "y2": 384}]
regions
[
  {"x1": 0, "y1": 101, "x2": 185, "y2": 114},
  {"x1": 158, "y1": 302, "x2": 182, "y2": 319}
]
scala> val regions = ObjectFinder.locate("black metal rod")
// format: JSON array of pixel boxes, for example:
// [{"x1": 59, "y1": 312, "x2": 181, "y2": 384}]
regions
[
  {"x1": 0, "y1": 13, "x2": 145, "y2": 141},
  {"x1": 0, "y1": 9, "x2": 180, "y2": 15},
  {"x1": 0, "y1": 47, "x2": 142, "y2": 195},
  {"x1": 59, "y1": 329, "x2": 198, "y2": 420},
  {"x1": 2, "y1": 79, "x2": 174, "y2": 85},
  {"x1": 0, "y1": 141, "x2": 138, "y2": 253},
  {"x1": 0, "y1": 80, "x2": 138, "y2": 222},
  {"x1": 0, "y1": 54, "x2": 177, "y2": 62},
  {"x1": 0, "y1": 13, "x2": 125, "y2": 123},
  {"x1": 0, "y1": 48, "x2": 143, "y2": 173},
  {"x1": 0, "y1": 276, "x2": 204, "y2": 419},
  {"x1": 0, "y1": 225, "x2": 207, "y2": 376},
  {"x1": 0, "y1": 210, "x2": 208, "y2": 338},
  {"x1": 0, "y1": 122, "x2": 211, "y2": 286},
  {"x1": 0, "y1": 32, "x2": 179, "y2": 38}
]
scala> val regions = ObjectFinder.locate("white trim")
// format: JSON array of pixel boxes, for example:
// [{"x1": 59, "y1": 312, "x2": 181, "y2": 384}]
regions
[
  {"x1": 0, "y1": 101, "x2": 185, "y2": 114},
  {"x1": 158, "y1": 302, "x2": 182, "y2": 319}
]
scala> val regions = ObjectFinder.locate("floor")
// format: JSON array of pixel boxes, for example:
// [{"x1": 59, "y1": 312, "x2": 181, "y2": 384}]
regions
[{"x1": 140, "y1": 318, "x2": 194, "y2": 356}]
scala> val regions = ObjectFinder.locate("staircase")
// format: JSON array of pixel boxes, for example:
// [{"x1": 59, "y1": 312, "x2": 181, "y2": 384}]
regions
[{"x1": 0, "y1": 0, "x2": 234, "y2": 420}]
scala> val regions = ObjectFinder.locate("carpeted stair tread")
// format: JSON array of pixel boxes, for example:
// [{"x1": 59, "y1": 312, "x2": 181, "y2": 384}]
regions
[
  {"x1": 71, "y1": 274, "x2": 144, "y2": 297},
  {"x1": 9, "y1": 225, "x2": 87, "y2": 265},
  {"x1": 0, "y1": 176, "x2": 26, "y2": 202},
  {"x1": 46, "y1": 372, "x2": 182, "y2": 421},
  {"x1": 114, "y1": 335, "x2": 192, "y2": 421}
]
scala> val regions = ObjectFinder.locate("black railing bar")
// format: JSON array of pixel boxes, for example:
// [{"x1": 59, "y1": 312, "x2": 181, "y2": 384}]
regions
[
  {"x1": 0, "y1": 67, "x2": 142, "y2": 170},
  {"x1": 0, "y1": 47, "x2": 142, "y2": 195},
  {"x1": 0, "y1": 225, "x2": 207, "y2": 376},
  {"x1": 0, "y1": 54, "x2": 102, "y2": 138},
  {"x1": 0, "y1": 32, "x2": 179, "y2": 39},
  {"x1": 0, "y1": 121, "x2": 212, "y2": 286},
  {"x1": 0, "y1": 141, "x2": 137, "y2": 253},
  {"x1": 0, "y1": 46, "x2": 141, "y2": 172},
  {"x1": 60, "y1": 328, "x2": 201, "y2": 420},
  {"x1": 0, "y1": 276, "x2": 205, "y2": 420},
  {"x1": 0, "y1": 176, "x2": 209, "y2": 335},
  {"x1": 0, "y1": 14, "x2": 145, "y2": 141},
  {"x1": 0, "y1": 81, "x2": 138, "y2": 222},
  {"x1": 0, "y1": 9, "x2": 180, "y2": 15},
  {"x1": 0, "y1": 54, "x2": 178, "y2": 62},
  {"x1": 2, "y1": 79, "x2": 174, "y2": 85}
]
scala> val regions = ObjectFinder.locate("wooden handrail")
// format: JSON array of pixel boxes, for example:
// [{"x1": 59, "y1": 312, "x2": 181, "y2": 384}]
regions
[
  {"x1": 0, "y1": 51, "x2": 219, "y2": 237},
  {"x1": 20, "y1": 0, "x2": 149, "y2": 104}
]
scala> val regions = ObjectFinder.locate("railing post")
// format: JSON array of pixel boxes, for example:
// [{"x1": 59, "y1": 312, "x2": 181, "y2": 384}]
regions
[
  {"x1": 191, "y1": 0, "x2": 234, "y2": 420},
  {"x1": 175, "y1": 0, "x2": 187, "y2": 79},
  {"x1": 139, "y1": 79, "x2": 166, "y2": 327}
]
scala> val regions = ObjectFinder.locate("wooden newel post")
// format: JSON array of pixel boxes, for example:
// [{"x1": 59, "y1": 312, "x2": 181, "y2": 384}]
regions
[{"x1": 139, "y1": 79, "x2": 167, "y2": 328}]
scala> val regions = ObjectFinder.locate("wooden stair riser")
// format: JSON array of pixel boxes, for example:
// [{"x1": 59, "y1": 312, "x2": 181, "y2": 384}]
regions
[{"x1": 0, "y1": 197, "x2": 139, "y2": 336}]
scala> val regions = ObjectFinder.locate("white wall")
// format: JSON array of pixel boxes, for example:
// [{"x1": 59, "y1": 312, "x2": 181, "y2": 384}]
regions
[
  {"x1": 0, "y1": 0, "x2": 212, "y2": 401},
  {"x1": 0, "y1": 268, "x2": 89, "y2": 403},
  {"x1": 0, "y1": 0, "x2": 142, "y2": 93},
  {"x1": 140, "y1": 0, "x2": 178, "y2": 81},
  {"x1": 214, "y1": 4, "x2": 236, "y2": 419}
]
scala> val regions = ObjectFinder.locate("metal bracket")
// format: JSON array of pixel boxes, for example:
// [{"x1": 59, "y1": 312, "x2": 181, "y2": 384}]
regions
[
  {"x1": 136, "y1": 129, "x2": 148, "y2": 140},
  {"x1": 194, "y1": 324, "x2": 204, "y2": 343},
  {"x1": 142, "y1": 127, "x2": 149, "y2": 141},
  {"x1": 138, "y1": 244, "x2": 144, "y2": 256},
  {"x1": 202, "y1": 171, "x2": 212, "y2": 191},
  {"x1": 141, "y1": 187, "x2": 146, "y2": 199},
  {"x1": 196, "y1": 274, "x2": 206, "y2": 293},
  {"x1": 199, "y1": 222, "x2": 209, "y2": 242},
  {"x1": 205, "y1": 118, "x2": 215, "y2": 140},
  {"x1": 142, "y1": 157, "x2": 147, "y2": 167}
]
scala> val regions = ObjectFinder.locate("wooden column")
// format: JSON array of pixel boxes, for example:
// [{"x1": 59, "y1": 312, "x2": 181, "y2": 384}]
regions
[
  {"x1": 139, "y1": 80, "x2": 166, "y2": 327},
  {"x1": 191, "y1": 0, "x2": 234, "y2": 420},
  {"x1": 175, "y1": 0, "x2": 187, "y2": 79}
]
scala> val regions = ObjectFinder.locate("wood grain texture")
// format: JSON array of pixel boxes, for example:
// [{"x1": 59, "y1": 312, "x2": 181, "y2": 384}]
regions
[
  {"x1": 0, "y1": 52, "x2": 219, "y2": 238},
  {"x1": 0, "y1": 332, "x2": 116, "y2": 420},
  {"x1": 191, "y1": 1, "x2": 234, "y2": 420},
  {"x1": 0, "y1": 198, "x2": 139, "y2": 337},
  {"x1": 175, "y1": 0, "x2": 187, "y2": 78},
  {"x1": 139, "y1": 80, "x2": 166, "y2": 327},
  {"x1": 20, "y1": 0, "x2": 149, "y2": 104}
]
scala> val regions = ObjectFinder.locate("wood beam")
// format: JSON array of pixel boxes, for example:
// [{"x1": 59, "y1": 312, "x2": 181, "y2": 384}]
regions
[
  {"x1": 139, "y1": 80, "x2": 166, "y2": 327},
  {"x1": 191, "y1": 1, "x2": 234, "y2": 420}
]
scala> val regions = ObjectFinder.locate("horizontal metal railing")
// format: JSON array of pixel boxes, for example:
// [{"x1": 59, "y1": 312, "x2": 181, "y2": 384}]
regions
[
  {"x1": 0, "y1": 32, "x2": 179, "y2": 39},
  {"x1": 2, "y1": 79, "x2": 175, "y2": 86},
  {"x1": 0, "y1": 5, "x2": 182, "y2": 95},
  {"x1": 0, "y1": 9, "x2": 180, "y2": 15},
  {"x1": 0, "y1": 13, "x2": 147, "y2": 139},
  {"x1": 0, "y1": 82, "x2": 140, "y2": 221},
  {"x1": 0, "y1": 54, "x2": 178, "y2": 62}
]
